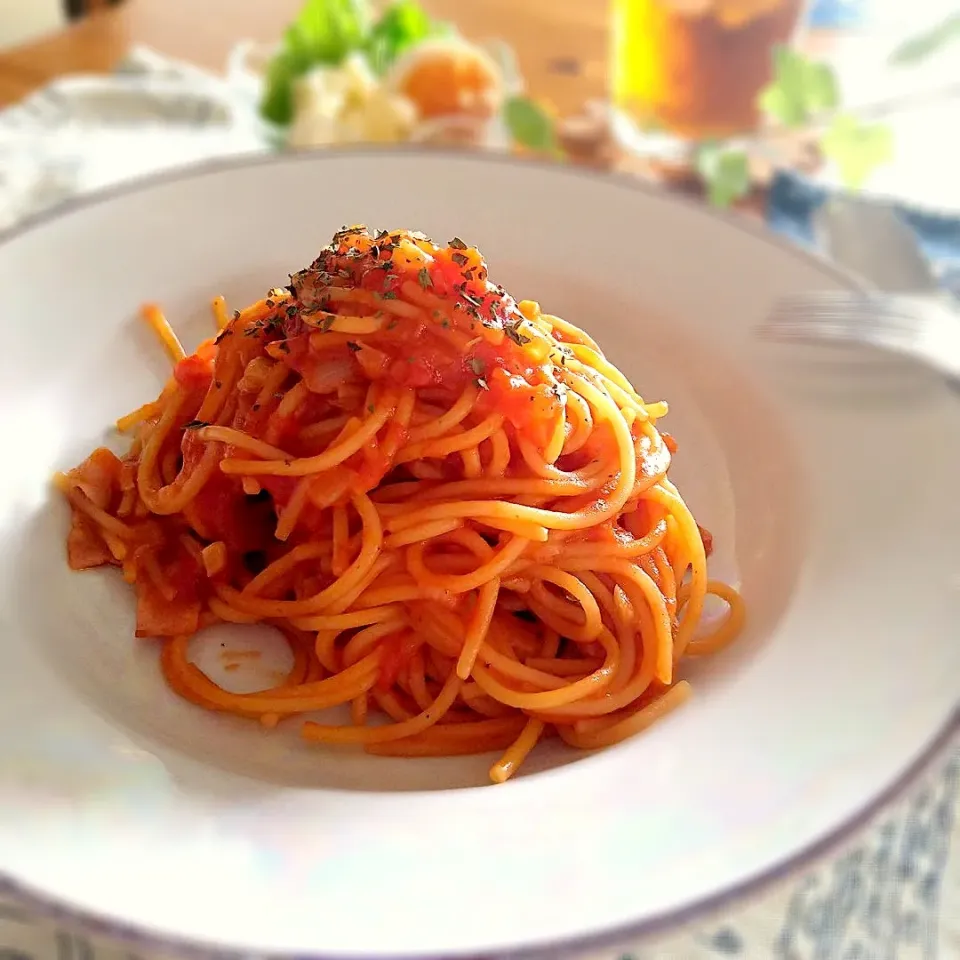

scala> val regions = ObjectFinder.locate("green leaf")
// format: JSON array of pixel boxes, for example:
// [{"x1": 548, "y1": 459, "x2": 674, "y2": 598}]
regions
[
  {"x1": 821, "y1": 114, "x2": 894, "y2": 189},
  {"x1": 287, "y1": 0, "x2": 371, "y2": 64},
  {"x1": 366, "y1": 0, "x2": 450, "y2": 75},
  {"x1": 259, "y1": 0, "x2": 373, "y2": 125},
  {"x1": 503, "y1": 96, "x2": 557, "y2": 153},
  {"x1": 757, "y1": 47, "x2": 809, "y2": 126},
  {"x1": 260, "y1": 52, "x2": 299, "y2": 126},
  {"x1": 259, "y1": 0, "x2": 451, "y2": 123},
  {"x1": 889, "y1": 12, "x2": 960, "y2": 64},
  {"x1": 757, "y1": 46, "x2": 840, "y2": 128},
  {"x1": 694, "y1": 144, "x2": 751, "y2": 208},
  {"x1": 804, "y1": 61, "x2": 840, "y2": 114}
]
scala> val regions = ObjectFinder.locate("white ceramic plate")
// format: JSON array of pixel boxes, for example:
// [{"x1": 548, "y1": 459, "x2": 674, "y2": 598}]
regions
[{"x1": 0, "y1": 150, "x2": 956, "y2": 960}]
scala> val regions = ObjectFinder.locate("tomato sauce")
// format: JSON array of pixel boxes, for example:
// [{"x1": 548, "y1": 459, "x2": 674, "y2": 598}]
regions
[{"x1": 270, "y1": 228, "x2": 570, "y2": 450}]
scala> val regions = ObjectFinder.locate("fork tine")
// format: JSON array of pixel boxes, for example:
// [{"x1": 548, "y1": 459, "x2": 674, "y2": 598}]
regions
[
  {"x1": 759, "y1": 318, "x2": 850, "y2": 343},
  {"x1": 772, "y1": 296, "x2": 877, "y2": 320},
  {"x1": 775, "y1": 294, "x2": 909, "y2": 317},
  {"x1": 776, "y1": 291, "x2": 875, "y2": 310},
  {"x1": 770, "y1": 302, "x2": 863, "y2": 324},
  {"x1": 764, "y1": 310, "x2": 914, "y2": 340},
  {"x1": 769, "y1": 293, "x2": 936, "y2": 328},
  {"x1": 770, "y1": 310, "x2": 915, "y2": 338},
  {"x1": 760, "y1": 292, "x2": 960, "y2": 381}
]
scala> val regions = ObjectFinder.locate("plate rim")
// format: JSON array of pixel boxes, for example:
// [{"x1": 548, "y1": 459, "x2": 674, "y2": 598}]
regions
[{"x1": 0, "y1": 145, "x2": 956, "y2": 960}]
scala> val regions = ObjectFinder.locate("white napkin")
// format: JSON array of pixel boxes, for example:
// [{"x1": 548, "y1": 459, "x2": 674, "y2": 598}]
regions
[{"x1": 0, "y1": 46, "x2": 269, "y2": 231}]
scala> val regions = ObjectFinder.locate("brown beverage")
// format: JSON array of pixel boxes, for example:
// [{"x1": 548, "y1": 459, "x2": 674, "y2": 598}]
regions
[{"x1": 612, "y1": 0, "x2": 806, "y2": 139}]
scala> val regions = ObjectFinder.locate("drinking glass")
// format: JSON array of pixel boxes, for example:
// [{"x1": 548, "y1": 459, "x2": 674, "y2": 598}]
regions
[{"x1": 611, "y1": 0, "x2": 807, "y2": 139}]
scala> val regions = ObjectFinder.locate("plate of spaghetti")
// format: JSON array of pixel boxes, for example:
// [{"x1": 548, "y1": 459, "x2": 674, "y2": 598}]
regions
[{"x1": 0, "y1": 150, "x2": 956, "y2": 960}]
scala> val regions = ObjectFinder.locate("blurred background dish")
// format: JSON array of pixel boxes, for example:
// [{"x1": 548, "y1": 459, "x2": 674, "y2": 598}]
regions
[{"x1": 0, "y1": 0, "x2": 957, "y2": 209}]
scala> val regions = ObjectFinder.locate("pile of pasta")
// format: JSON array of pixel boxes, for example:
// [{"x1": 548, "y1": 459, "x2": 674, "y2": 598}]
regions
[{"x1": 58, "y1": 226, "x2": 743, "y2": 784}]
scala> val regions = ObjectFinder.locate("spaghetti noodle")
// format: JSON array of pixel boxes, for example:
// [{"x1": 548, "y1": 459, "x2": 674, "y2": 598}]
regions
[{"x1": 58, "y1": 226, "x2": 744, "y2": 784}]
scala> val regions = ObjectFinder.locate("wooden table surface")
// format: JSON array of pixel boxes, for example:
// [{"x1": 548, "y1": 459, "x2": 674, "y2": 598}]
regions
[{"x1": 0, "y1": 0, "x2": 606, "y2": 113}]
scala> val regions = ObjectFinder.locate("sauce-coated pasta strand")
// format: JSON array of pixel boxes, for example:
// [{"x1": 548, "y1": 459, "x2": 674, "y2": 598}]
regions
[{"x1": 59, "y1": 226, "x2": 745, "y2": 784}]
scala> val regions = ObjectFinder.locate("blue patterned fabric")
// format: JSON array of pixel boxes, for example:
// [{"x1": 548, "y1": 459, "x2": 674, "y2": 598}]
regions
[
  {"x1": 807, "y1": 0, "x2": 870, "y2": 28},
  {"x1": 766, "y1": 171, "x2": 960, "y2": 300},
  {"x1": 709, "y1": 756, "x2": 959, "y2": 958}
]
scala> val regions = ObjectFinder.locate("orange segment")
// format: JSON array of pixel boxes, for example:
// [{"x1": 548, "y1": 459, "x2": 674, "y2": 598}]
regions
[{"x1": 388, "y1": 40, "x2": 503, "y2": 120}]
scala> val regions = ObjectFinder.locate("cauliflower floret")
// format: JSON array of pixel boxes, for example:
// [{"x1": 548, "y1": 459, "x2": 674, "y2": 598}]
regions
[{"x1": 288, "y1": 53, "x2": 418, "y2": 148}]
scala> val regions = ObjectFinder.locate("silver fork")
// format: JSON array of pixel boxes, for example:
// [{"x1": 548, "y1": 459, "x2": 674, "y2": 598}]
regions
[{"x1": 760, "y1": 291, "x2": 960, "y2": 381}]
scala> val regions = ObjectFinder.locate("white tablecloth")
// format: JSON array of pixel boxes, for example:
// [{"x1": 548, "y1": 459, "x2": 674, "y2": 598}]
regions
[{"x1": 0, "y1": 47, "x2": 956, "y2": 960}]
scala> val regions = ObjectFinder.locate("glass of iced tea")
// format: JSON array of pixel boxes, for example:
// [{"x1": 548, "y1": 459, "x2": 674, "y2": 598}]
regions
[{"x1": 611, "y1": 0, "x2": 807, "y2": 139}]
